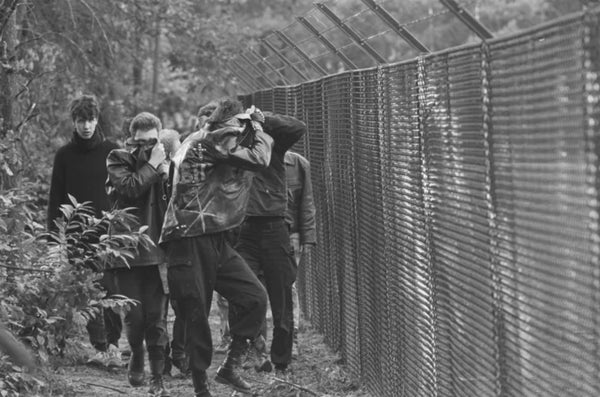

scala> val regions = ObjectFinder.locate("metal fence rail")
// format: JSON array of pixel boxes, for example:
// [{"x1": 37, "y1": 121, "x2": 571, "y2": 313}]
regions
[{"x1": 240, "y1": 7, "x2": 600, "y2": 397}]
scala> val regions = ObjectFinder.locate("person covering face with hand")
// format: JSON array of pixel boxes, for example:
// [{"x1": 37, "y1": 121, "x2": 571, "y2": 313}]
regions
[
  {"x1": 159, "y1": 98, "x2": 274, "y2": 397},
  {"x1": 105, "y1": 112, "x2": 171, "y2": 397}
]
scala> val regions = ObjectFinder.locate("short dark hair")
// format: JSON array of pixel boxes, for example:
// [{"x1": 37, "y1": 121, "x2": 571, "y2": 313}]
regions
[
  {"x1": 70, "y1": 95, "x2": 99, "y2": 121},
  {"x1": 199, "y1": 97, "x2": 244, "y2": 131},
  {"x1": 197, "y1": 101, "x2": 217, "y2": 119},
  {"x1": 129, "y1": 112, "x2": 162, "y2": 135}
]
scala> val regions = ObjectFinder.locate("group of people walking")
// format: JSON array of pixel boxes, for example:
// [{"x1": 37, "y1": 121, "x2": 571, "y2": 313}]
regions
[{"x1": 47, "y1": 95, "x2": 316, "y2": 397}]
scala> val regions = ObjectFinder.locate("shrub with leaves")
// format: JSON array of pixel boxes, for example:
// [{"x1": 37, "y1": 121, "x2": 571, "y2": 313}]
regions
[{"x1": 0, "y1": 189, "x2": 153, "y2": 396}]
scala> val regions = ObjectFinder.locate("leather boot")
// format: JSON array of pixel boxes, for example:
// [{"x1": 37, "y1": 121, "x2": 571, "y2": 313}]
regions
[
  {"x1": 148, "y1": 360, "x2": 171, "y2": 397},
  {"x1": 192, "y1": 370, "x2": 212, "y2": 397},
  {"x1": 127, "y1": 346, "x2": 145, "y2": 387},
  {"x1": 253, "y1": 335, "x2": 272, "y2": 372},
  {"x1": 215, "y1": 337, "x2": 253, "y2": 394}
]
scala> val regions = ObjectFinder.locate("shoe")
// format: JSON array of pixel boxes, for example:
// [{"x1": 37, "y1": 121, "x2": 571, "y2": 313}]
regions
[
  {"x1": 214, "y1": 334, "x2": 231, "y2": 354},
  {"x1": 147, "y1": 375, "x2": 171, "y2": 397},
  {"x1": 241, "y1": 345, "x2": 258, "y2": 369},
  {"x1": 243, "y1": 336, "x2": 271, "y2": 372},
  {"x1": 127, "y1": 348, "x2": 145, "y2": 387},
  {"x1": 86, "y1": 350, "x2": 108, "y2": 368},
  {"x1": 215, "y1": 338, "x2": 253, "y2": 394},
  {"x1": 148, "y1": 360, "x2": 170, "y2": 397},
  {"x1": 192, "y1": 370, "x2": 213, "y2": 397},
  {"x1": 241, "y1": 345, "x2": 272, "y2": 372},
  {"x1": 274, "y1": 363, "x2": 289, "y2": 377},
  {"x1": 255, "y1": 357, "x2": 272, "y2": 373},
  {"x1": 215, "y1": 366, "x2": 253, "y2": 394},
  {"x1": 106, "y1": 344, "x2": 122, "y2": 369},
  {"x1": 172, "y1": 356, "x2": 190, "y2": 376}
]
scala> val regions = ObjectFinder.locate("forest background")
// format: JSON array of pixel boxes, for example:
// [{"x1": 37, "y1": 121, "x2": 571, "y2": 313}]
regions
[{"x1": 0, "y1": 0, "x2": 586, "y2": 395}]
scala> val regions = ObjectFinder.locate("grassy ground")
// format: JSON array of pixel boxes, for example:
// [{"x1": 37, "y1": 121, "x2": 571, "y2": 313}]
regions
[{"x1": 39, "y1": 295, "x2": 372, "y2": 397}]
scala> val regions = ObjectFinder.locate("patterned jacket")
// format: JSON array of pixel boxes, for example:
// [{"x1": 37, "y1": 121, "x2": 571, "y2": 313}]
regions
[{"x1": 159, "y1": 119, "x2": 274, "y2": 243}]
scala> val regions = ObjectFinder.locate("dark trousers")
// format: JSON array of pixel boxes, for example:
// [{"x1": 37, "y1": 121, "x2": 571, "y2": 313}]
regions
[
  {"x1": 167, "y1": 299, "x2": 186, "y2": 361},
  {"x1": 236, "y1": 217, "x2": 297, "y2": 366},
  {"x1": 112, "y1": 266, "x2": 169, "y2": 361},
  {"x1": 87, "y1": 271, "x2": 122, "y2": 351},
  {"x1": 166, "y1": 232, "x2": 267, "y2": 374}
]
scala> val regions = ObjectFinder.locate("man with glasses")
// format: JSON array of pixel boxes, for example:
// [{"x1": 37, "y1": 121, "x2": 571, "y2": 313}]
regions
[{"x1": 105, "y1": 112, "x2": 171, "y2": 397}]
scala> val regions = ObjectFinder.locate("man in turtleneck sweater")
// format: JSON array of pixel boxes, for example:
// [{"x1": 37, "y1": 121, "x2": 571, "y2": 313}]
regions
[{"x1": 47, "y1": 94, "x2": 122, "y2": 369}]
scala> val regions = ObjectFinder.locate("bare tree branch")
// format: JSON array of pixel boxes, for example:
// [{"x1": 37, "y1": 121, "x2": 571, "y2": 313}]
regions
[
  {"x1": 82, "y1": 382, "x2": 126, "y2": 394},
  {"x1": 78, "y1": 0, "x2": 115, "y2": 59},
  {"x1": 0, "y1": 263, "x2": 52, "y2": 273},
  {"x1": 13, "y1": 101, "x2": 36, "y2": 132},
  {"x1": 0, "y1": 0, "x2": 19, "y2": 37},
  {"x1": 65, "y1": 0, "x2": 77, "y2": 30}
]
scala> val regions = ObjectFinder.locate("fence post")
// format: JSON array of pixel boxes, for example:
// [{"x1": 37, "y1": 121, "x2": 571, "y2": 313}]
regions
[
  {"x1": 583, "y1": 8, "x2": 600, "y2": 395},
  {"x1": 275, "y1": 30, "x2": 328, "y2": 76},
  {"x1": 260, "y1": 38, "x2": 309, "y2": 81},
  {"x1": 297, "y1": 16, "x2": 357, "y2": 70},
  {"x1": 248, "y1": 48, "x2": 290, "y2": 85},
  {"x1": 238, "y1": 52, "x2": 277, "y2": 87},
  {"x1": 314, "y1": 2, "x2": 386, "y2": 64},
  {"x1": 231, "y1": 59, "x2": 264, "y2": 91},
  {"x1": 416, "y1": 55, "x2": 440, "y2": 397},
  {"x1": 229, "y1": 63, "x2": 261, "y2": 92},
  {"x1": 480, "y1": 40, "x2": 507, "y2": 397},
  {"x1": 439, "y1": 0, "x2": 493, "y2": 40},
  {"x1": 360, "y1": 0, "x2": 430, "y2": 53},
  {"x1": 229, "y1": 69, "x2": 257, "y2": 92}
]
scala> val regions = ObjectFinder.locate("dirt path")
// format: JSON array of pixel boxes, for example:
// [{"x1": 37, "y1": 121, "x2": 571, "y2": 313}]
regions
[{"x1": 51, "y1": 298, "x2": 371, "y2": 397}]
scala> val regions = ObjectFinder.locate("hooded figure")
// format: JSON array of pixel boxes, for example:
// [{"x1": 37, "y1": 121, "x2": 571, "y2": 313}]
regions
[{"x1": 159, "y1": 98, "x2": 274, "y2": 397}]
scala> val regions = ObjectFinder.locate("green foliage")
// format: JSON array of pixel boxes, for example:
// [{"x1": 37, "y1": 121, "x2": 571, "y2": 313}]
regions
[{"x1": 0, "y1": 186, "x2": 150, "y2": 395}]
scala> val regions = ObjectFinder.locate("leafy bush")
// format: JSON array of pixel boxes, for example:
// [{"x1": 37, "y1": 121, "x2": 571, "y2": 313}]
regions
[{"x1": 0, "y1": 186, "x2": 152, "y2": 396}]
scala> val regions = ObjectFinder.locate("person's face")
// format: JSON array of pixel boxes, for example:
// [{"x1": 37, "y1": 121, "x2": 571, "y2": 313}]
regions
[
  {"x1": 129, "y1": 128, "x2": 159, "y2": 155},
  {"x1": 74, "y1": 117, "x2": 98, "y2": 140},
  {"x1": 168, "y1": 140, "x2": 182, "y2": 160}
]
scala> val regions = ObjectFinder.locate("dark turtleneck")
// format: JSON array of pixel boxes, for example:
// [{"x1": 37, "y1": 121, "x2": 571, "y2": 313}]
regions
[
  {"x1": 47, "y1": 129, "x2": 119, "y2": 230},
  {"x1": 71, "y1": 128, "x2": 104, "y2": 152}
]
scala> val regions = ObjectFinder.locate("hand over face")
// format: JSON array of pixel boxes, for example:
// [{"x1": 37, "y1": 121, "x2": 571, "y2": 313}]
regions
[{"x1": 149, "y1": 142, "x2": 167, "y2": 168}]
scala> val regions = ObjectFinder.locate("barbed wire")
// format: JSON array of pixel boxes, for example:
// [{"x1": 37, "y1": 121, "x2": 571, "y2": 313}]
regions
[{"x1": 234, "y1": 0, "x2": 484, "y2": 89}]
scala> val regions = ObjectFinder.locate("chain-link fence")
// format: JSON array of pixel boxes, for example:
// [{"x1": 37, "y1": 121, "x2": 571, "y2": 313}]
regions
[{"x1": 240, "y1": 7, "x2": 600, "y2": 397}]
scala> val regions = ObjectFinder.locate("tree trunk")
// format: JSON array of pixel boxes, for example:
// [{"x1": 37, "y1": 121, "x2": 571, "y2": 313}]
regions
[
  {"x1": 0, "y1": 9, "x2": 17, "y2": 138},
  {"x1": 0, "y1": 6, "x2": 17, "y2": 189},
  {"x1": 132, "y1": 30, "x2": 143, "y2": 98},
  {"x1": 151, "y1": 11, "x2": 161, "y2": 105}
]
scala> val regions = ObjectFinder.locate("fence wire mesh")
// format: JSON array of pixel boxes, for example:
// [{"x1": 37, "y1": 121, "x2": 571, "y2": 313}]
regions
[{"x1": 240, "y1": 7, "x2": 600, "y2": 397}]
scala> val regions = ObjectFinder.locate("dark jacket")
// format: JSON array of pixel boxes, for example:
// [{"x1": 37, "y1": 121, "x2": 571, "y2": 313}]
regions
[
  {"x1": 105, "y1": 148, "x2": 168, "y2": 268},
  {"x1": 284, "y1": 151, "x2": 316, "y2": 245},
  {"x1": 245, "y1": 112, "x2": 306, "y2": 217},
  {"x1": 159, "y1": 121, "x2": 274, "y2": 243},
  {"x1": 47, "y1": 131, "x2": 119, "y2": 230}
]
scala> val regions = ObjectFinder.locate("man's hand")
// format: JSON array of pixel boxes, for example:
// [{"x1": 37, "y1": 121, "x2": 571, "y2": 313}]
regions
[
  {"x1": 247, "y1": 105, "x2": 265, "y2": 124},
  {"x1": 157, "y1": 161, "x2": 170, "y2": 180},
  {"x1": 148, "y1": 142, "x2": 167, "y2": 169}
]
